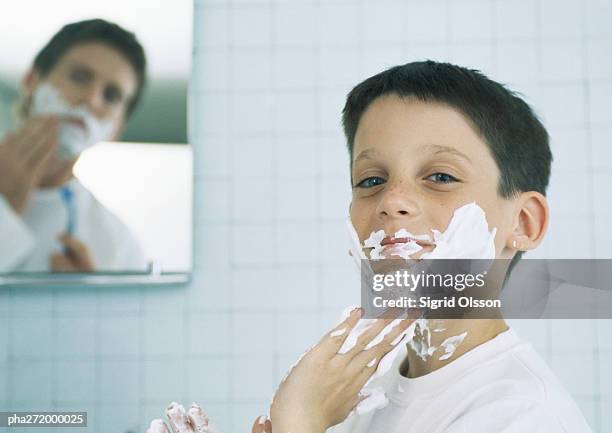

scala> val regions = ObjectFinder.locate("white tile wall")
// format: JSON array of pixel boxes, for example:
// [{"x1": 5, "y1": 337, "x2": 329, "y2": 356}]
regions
[{"x1": 1, "y1": 0, "x2": 611, "y2": 432}]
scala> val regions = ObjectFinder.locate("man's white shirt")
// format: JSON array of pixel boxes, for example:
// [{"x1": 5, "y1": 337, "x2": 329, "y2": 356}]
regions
[{"x1": 0, "y1": 178, "x2": 147, "y2": 272}]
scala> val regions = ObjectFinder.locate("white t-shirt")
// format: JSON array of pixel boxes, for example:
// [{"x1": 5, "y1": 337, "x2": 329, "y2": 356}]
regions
[
  {"x1": 0, "y1": 178, "x2": 147, "y2": 272},
  {"x1": 328, "y1": 328, "x2": 593, "y2": 433}
]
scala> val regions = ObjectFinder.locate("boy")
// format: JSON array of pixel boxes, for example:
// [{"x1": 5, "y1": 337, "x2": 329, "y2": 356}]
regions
[
  {"x1": 268, "y1": 60, "x2": 593, "y2": 433},
  {"x1": 147, "y1": 61, "x2": 593, "y2": 433}
]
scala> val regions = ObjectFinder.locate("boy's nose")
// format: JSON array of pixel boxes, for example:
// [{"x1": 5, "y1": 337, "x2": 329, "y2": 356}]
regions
[{"x1": 376, "y1": 181, "x2": 421, "y2": 220}]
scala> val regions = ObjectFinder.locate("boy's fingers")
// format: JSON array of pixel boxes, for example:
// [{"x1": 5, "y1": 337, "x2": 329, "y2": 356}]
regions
[
  {"x1": 186, "y1": 403, "x2": 210, "y2": 433},
  {"x1": 369, "y1": 318, "x2": 414, "y2": 357},
  {"x1": 147, "y1": 419, "x2": 171, "y2": 433},
  {"x1": 349, "y1": 392, "x2": 367, "y2": 413},
  {"x1": 251, "y1": 415, "x2": 270, "y2": 433},
  {"x1": 345, "y1": 308, "x2": 404, "y2": 358},
  {"x1": 165, "y1": 402, "x2": 196, "y2": 433},
  {"x1": 350, "y1": 318, "x2": 414, "y2": 382},
  {"x1": 316, "y1": 307, "x2": 363, "y2": 358}
]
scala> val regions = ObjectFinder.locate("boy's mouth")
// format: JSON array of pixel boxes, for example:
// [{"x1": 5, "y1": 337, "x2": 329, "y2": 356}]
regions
[
  {"x1": 363, "y1": 231, "x2": 435, "y2": 260},
  {"x1": 380, "y1": 236, "x2": 433, "y2": 248}
]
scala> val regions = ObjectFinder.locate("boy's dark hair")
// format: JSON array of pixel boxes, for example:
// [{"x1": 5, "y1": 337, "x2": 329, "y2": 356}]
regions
[
  {"x1": 32, "y1": 18, "x2": 147, "y2": 117},
  {"x1": 342, "y1": 60, "x2": 552, "y2": 271}
]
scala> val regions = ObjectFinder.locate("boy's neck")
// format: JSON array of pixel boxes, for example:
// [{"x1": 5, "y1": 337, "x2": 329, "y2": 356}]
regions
[{"x1": 400, "y1": 318, "x2": 509, "y2": 378}]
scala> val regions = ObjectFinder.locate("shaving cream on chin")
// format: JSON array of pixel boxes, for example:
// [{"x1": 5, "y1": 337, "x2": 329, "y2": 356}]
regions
[
  {"x1": 29, "y1": 82, "x2": 116, "y2": 160},
  {"x1": 342, "y1": 202, "x2": 498, "y2": 415}
]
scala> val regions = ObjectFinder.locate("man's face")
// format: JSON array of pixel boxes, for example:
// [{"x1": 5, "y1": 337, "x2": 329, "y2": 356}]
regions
[
  {"x1": 349, "y1": 95, "x2": 517, "y2": 260},
  {"x1": 29, "y1": 41, "x2": 138, "y2": 127}
]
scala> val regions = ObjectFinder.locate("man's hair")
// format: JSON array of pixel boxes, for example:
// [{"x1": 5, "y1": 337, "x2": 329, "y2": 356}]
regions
[
  {"x1": 32, "y1": 18, "x2": 147, "y2": 117},
  {"x1": 342, "y1": 60, "x2": 552, "y2": 271}
]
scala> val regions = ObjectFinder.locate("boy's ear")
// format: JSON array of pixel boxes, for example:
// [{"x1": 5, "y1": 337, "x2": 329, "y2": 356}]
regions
[{"x1": 508, "y1": 192, "x2": 549, "y2": 251}]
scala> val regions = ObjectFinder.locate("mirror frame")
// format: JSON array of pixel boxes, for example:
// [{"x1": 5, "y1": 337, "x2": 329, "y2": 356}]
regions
[{"x1": 0, "y1": 270, "x2": 191, "y2": 287}]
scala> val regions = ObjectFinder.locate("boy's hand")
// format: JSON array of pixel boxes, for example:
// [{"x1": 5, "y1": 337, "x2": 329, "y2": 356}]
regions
[
  {"x1": 146, "y1": 401, "x2": 270, "y2": 433},
  {"x1": 147, "y1": 402, "x2": 215, "y2": 433},
  {"x1": 251, "y1": 415, "x2": 272, "y2": 433},
  {"x1": 269, "y1": 308, "x2": 414, "y2": 433},
  {"x1": 0, "y1": 116, "x2": 58, "y2": 214},
  {"x1": 49, "y1": 233, "x2": 95, "y2": 272}
]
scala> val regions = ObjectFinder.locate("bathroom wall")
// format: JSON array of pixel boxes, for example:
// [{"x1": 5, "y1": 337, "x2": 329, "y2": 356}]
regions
[{"x1": 2, "y1": 0, "x2": 611, "y2": 432}]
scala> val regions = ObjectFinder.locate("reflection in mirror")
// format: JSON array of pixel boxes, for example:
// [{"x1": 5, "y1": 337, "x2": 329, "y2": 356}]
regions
[{"x1": 0, "y1": 2, "x2": 192, "y2": 283}]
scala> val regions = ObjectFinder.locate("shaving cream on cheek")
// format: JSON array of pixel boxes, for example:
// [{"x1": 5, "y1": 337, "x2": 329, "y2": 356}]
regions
[
  {"x1": 357, "y1": 202, "x2": 497, "y2": 262},
  {"x1": 420, "y1": 202, "x2": 497, "y2": 260}
]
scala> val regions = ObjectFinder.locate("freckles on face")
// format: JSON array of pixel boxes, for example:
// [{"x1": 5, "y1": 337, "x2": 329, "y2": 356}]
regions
[{"x1": 348, "y1": 95, "x2": 513, "y2": 257}]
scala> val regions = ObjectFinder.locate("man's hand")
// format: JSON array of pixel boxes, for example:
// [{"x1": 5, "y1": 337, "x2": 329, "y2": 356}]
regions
[
  {"x1": 0, "y1": 116, "x2": 58, "y2": 214},
  {"x1": 49, "y1": 233, "x2": 96, "y2": 272}
]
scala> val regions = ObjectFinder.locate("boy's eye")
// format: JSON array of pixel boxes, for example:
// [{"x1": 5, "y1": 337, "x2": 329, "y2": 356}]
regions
[
  {"x1": 355, "y1": 176, "x2": 386, "y2": 188},
  {"x1": 426, "y1": 172, "x2": 458, "y2": 184}
]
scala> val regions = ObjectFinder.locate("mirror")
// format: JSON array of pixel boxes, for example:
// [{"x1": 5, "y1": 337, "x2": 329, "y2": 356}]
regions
[{"x1": 0, "y1": 1, "x2": 193, "y2": 286}]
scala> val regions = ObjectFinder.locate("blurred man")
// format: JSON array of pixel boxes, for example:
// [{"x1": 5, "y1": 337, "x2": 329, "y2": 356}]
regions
[{"x1": 0, "y1": 19, "x2": 148, "y2": 272}]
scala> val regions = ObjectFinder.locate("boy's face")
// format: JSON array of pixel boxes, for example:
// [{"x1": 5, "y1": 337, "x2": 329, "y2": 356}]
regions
[{"x1": 349, "y1": 95, "x2": 517, "y2": 260}]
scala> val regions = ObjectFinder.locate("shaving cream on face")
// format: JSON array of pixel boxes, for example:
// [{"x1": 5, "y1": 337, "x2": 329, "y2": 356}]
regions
[
  {"x1": 346, "y1": 201, "x2": 496, "y2": 368},
  {"x1": 363, "y1": 229, "x2": 428, "y2": 260},
  {"x1": 357, "y1": 202, "x2": 497, "y2": 262},
  {"x1": 420, "y1": 202, "x2": 497, "y2": 260},
  {"x1": 30, "y1": 82, "x2": 116, "y2": 160}
]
